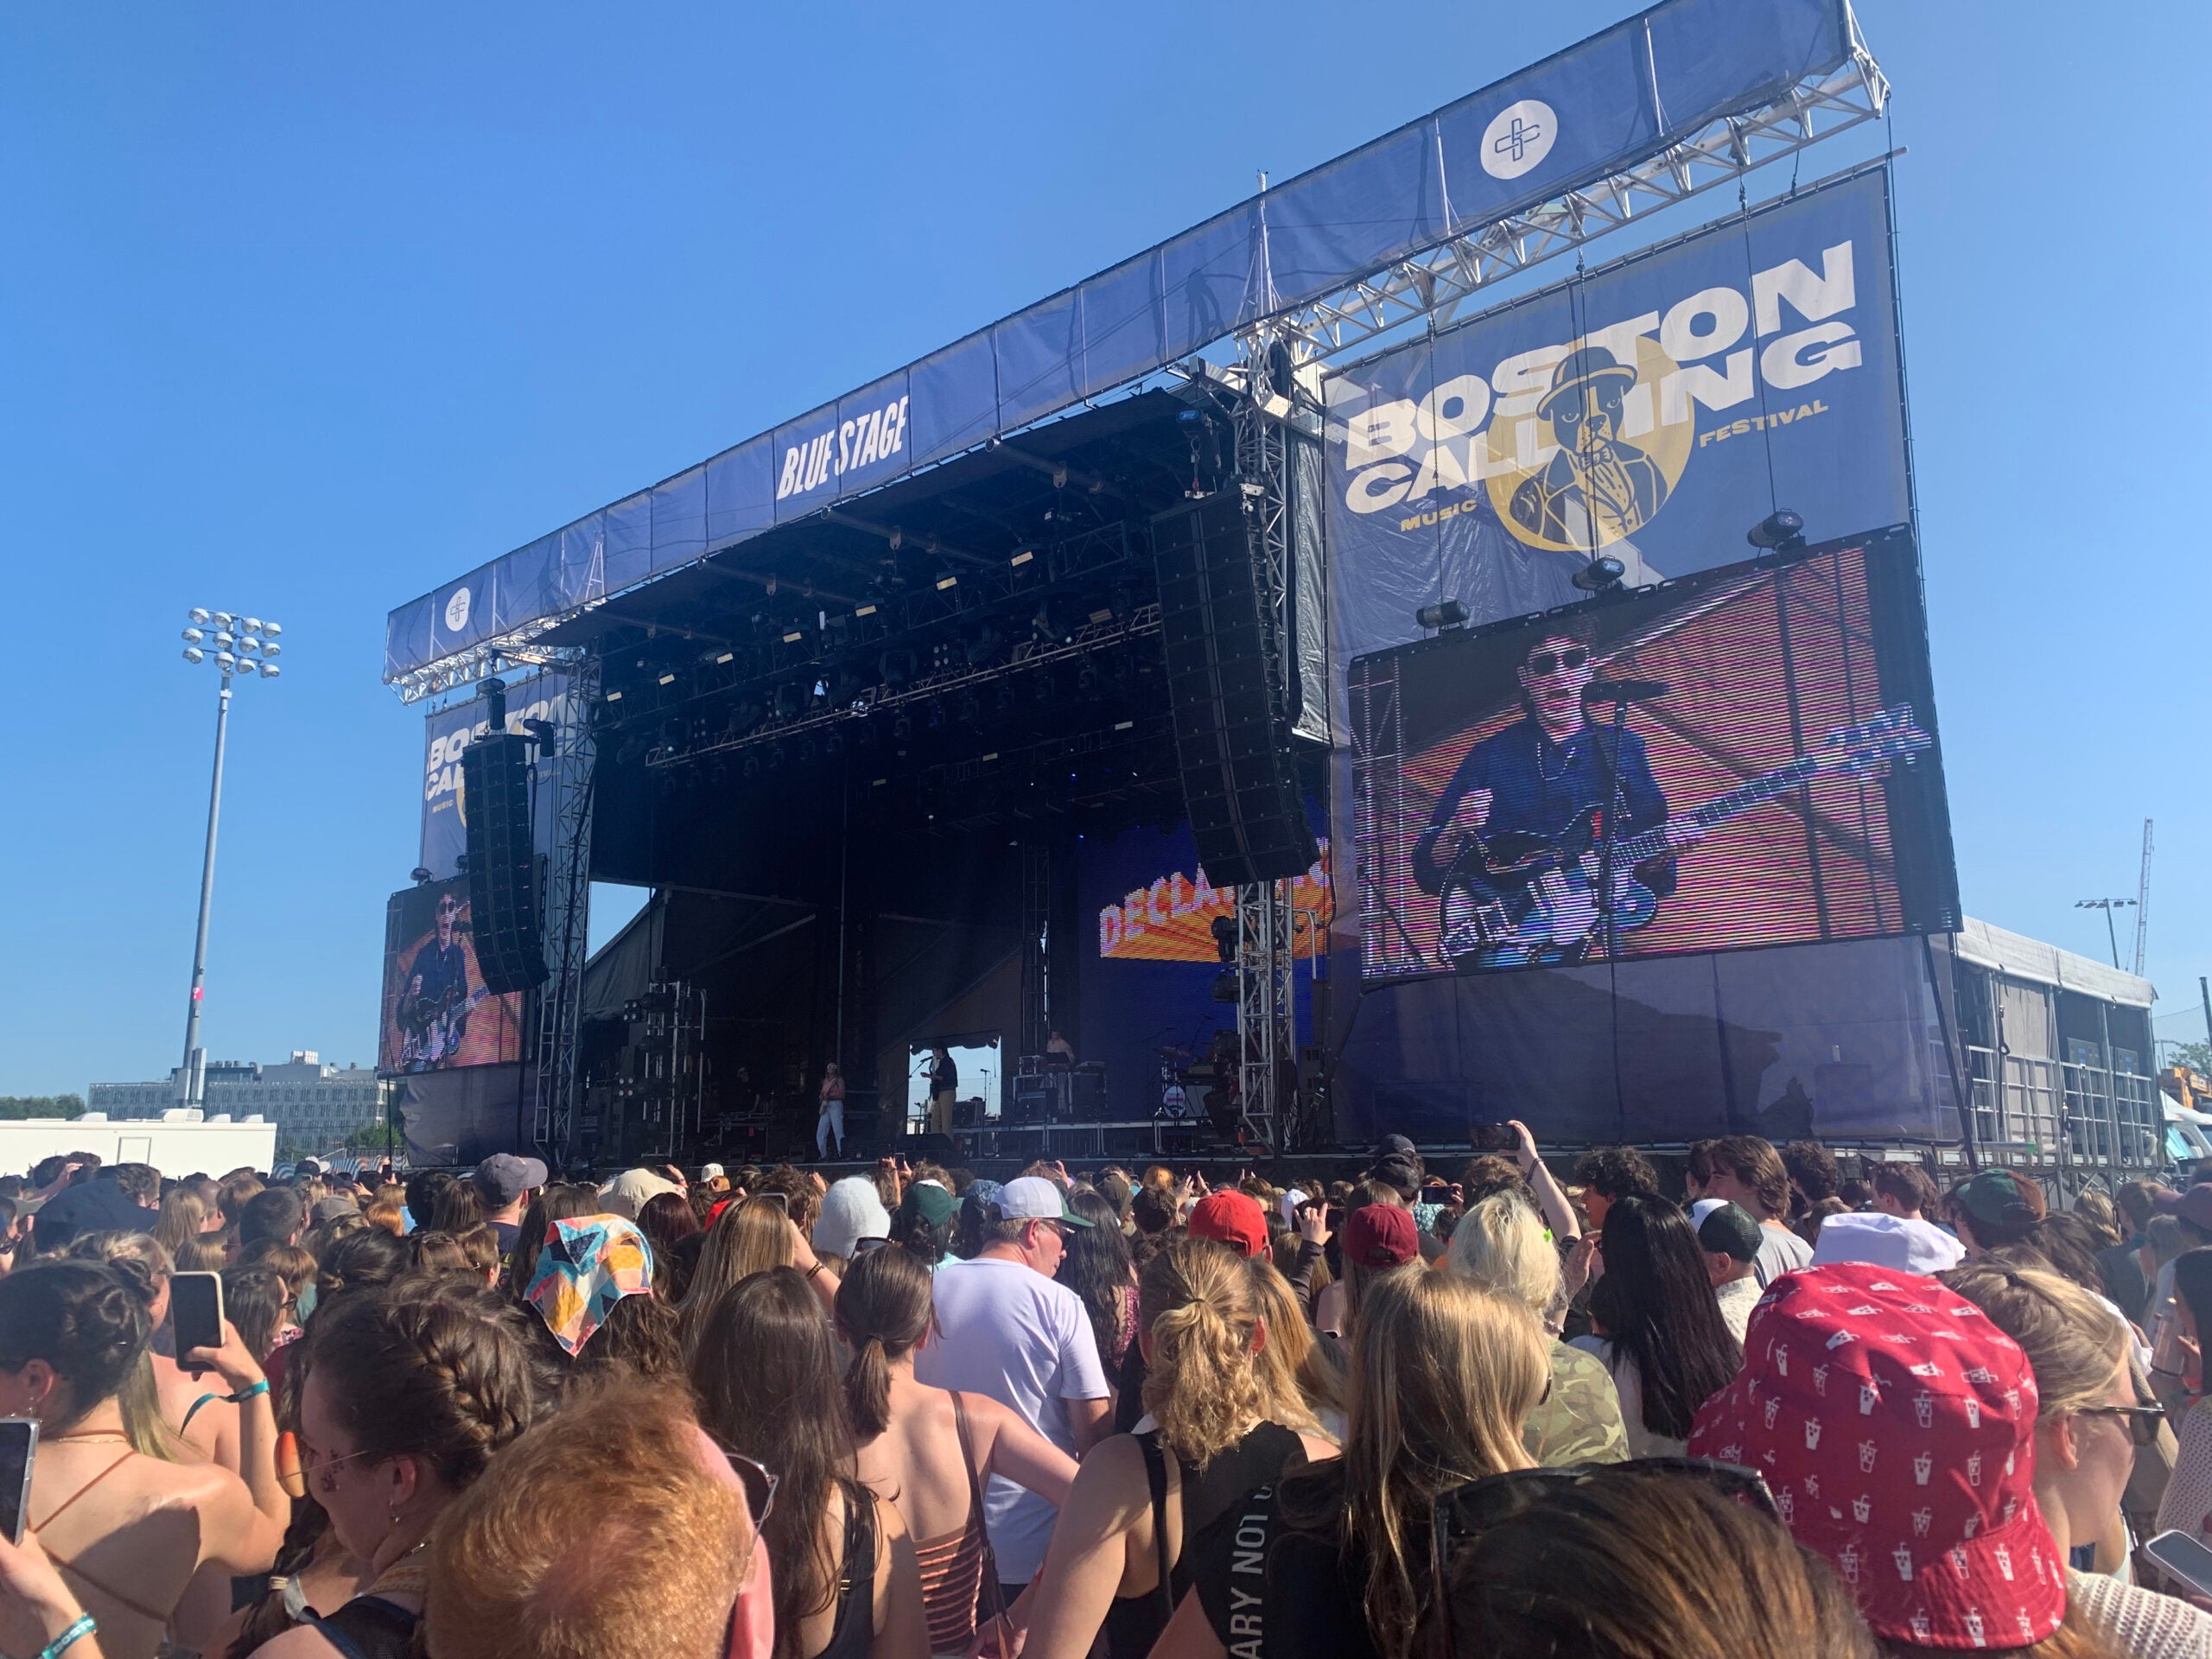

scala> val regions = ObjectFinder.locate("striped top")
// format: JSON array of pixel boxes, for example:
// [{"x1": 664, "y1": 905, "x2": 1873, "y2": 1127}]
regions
[{"x1": 914, "y1": 1507, "x2": 988, "y2": 1656}]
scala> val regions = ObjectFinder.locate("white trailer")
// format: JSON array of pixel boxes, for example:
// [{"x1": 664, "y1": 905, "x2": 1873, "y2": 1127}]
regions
[{"x1": 0, "y1": 1112, "x2": 279, "y2": 1179}]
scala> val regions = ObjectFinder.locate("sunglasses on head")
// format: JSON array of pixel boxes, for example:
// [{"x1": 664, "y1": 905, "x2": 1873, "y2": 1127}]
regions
[
  {"x1": 1524, "y1": 646, "x2": 1589, "y2": 676},
  {"x1": 1427, "y1": 1459, "x2": 1777, "y2": 1657},
  {"x1": 853, "y1": 1236, "x2": 893, "y2": 1256}
]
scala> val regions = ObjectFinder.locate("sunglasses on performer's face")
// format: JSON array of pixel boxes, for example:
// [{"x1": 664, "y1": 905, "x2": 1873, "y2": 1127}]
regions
[
  {"x1": 1524, "y1": 646, "x2": 1589, "y2": 677},
  {"x1": 437, "y1": 899, "x2": 460, "y2": 915}
]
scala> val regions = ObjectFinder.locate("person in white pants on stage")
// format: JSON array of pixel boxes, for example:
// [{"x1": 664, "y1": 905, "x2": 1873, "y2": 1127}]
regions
[{"x1": 817, "y1": 1061, "x2": 847, "y2": 1159}]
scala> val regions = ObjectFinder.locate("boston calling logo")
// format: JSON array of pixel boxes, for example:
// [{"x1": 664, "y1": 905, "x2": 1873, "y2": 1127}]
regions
[{"x1": 1481, "y1": 99, "x2": 1556, "y2": 181}]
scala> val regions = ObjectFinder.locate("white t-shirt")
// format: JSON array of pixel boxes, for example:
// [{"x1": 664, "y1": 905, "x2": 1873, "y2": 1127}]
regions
[
  {"x1": 912, "y1": 1255, "x2": 1109, "y2": 1582},
  {"x1": 1715, "y1": 1274, "x2": 1762, "y2": 1344},
  {"x1": 1753, "y1": 1223, "x2": 1815, "y2": 1287}
]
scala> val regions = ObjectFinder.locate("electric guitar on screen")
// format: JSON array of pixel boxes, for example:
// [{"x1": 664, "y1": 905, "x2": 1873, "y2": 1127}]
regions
[
  {"x1": 399, "y1": 985, "x2": 493, "y2": 1070},
  {"x1": 1434, "y1": 704, "x2": 1930, "y2": 970}
]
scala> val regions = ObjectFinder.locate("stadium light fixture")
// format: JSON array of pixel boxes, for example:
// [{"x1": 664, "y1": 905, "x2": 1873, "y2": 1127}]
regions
[
  {"x1": 175, "y1": 604, "x2": 287, "y2": 1110},
  {"x1": 1571, "y1": 556, "x2": 1628, "y2": 594},
  {"x1": 1747, "y1": 509, "x2": 1807, "y2": 551},
  {"x1": 1414, "y1": 600, "x2": 1468, "y2": 630}
]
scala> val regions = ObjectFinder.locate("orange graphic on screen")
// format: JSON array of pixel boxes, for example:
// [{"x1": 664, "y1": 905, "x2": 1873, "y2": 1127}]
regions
[{"x1": 1097, "y1": 842, "x2": 1334, "y2": 962}]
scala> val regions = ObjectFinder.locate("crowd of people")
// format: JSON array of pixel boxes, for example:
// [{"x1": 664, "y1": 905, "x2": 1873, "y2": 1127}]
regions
[{"x1": 3, "y1": 1129, "x2": 2212, "y2": 1657}]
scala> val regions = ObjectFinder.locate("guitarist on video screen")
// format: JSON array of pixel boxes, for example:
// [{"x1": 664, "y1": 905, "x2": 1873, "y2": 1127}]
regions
[
  {"x1": 1411, "y1": 620, "x2": 1702, "y2": 957},
  {"x1": 399, "y1": 890, "x2": 477, "y2": 1065}
]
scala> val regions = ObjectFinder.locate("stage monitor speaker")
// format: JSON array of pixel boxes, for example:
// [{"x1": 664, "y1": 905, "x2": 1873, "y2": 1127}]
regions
[
  {"x1": 1071, "y1": 1063, "x2": 1109, "y2": 1122},
  {"x1": 461, "y1": 732, "x2": 548, "y2": 993},
  {"x1": 1153, "y1": 492, "x2": 1317, "y2": 887}
]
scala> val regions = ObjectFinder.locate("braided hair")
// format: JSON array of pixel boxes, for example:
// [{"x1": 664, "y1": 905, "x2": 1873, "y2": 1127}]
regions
[
  {"x1": 0, "y1": 1259, "x2": 153, "y2": 1430},
  {"x1": 296, "y1": 1270, "x2": 535, "y2": 1491}
]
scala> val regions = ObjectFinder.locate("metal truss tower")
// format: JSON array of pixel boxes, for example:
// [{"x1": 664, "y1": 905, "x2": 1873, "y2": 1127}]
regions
[{"x1": 531, "y1": 654, "x2": 597, "y2": 1163}]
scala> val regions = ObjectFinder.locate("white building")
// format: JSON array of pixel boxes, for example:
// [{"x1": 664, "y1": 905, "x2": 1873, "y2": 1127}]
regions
[{"x1": 89, "y1": 1052, "x2": 388, "y2": 1154}]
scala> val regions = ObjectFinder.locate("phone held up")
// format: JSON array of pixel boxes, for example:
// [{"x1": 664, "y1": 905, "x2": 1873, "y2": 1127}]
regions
[
  {"x1": 0, "y1": 1417, "x2": 35, "y2": 1547},
  {"x1": 170, "y1": 1270, "x2": 226, "y2": 1363},
  {"x1": 2145, "y1": 1530, "x2": 2212, "y2": 1598},
  {"x1": 1467, "y1": 1122, "x2": 1517, "y2": 1154}
]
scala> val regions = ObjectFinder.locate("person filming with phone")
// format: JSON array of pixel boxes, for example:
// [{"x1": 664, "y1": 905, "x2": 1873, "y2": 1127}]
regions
[{"x1": 0, "y1": 1259, "x2": 284, "y2": 1659}]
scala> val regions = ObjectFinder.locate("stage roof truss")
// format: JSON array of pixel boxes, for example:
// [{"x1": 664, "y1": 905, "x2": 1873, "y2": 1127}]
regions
[
  {"x1": 386, "y1": 4, "x2": 1886, "y2": 704},
  {"x1": 1257, "y1": 45, "x2": 1887, "y2": 368}
]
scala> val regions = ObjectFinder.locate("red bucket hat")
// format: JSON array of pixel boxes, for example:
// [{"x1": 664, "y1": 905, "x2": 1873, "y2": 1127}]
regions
[{"x1": 1688, "y1": 1261, "x2": 2063, "y2": 1650}]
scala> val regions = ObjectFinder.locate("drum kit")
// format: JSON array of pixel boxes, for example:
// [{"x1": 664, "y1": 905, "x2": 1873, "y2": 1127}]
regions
[{"x1": 1154, "y1": 1037, "x2": 1242, "y2": 1140}]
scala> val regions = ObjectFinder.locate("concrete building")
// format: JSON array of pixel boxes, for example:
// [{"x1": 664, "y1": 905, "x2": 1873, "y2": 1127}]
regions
[{"x1": 89, "y1": 1052, "x2": 389, "y2": 1155}]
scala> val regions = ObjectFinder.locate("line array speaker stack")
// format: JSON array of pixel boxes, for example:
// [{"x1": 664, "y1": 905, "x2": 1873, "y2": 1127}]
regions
[
  {"x1": 1153, "y1": 492, "x2": 1317, "y2": 886},
  {"x1": 461, "y1": 732, "x2": 549, "y2": 992}
]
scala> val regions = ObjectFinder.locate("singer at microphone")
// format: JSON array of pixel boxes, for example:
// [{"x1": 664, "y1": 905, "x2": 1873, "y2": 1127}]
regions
[{"x1": 1411, "y1": 619, "x2": 1704, "y2": 899}]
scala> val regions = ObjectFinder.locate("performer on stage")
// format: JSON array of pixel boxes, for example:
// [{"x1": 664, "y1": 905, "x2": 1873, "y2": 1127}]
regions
[
  {"x1": 927, "y1": 1044, "x2": 957, "y2": 1135},
  {"x1": 817, "y1": 1062, "x2": 847, "y2": 1160},
  {"x1": 1409, "y1": 620, "x2": 1701, "y2": 967},
  {"x1": 398, "y1": 889, "x2": 475, "y2": 1069},
  {"x1": 1045, "y1": 1028, "x2": 1075, "y2": 1069}
]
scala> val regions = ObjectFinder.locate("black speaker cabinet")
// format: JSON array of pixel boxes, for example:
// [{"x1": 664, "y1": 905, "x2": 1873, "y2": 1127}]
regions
[{"x1": 461, "y1": 732, "x2": 548, "y2": 992}]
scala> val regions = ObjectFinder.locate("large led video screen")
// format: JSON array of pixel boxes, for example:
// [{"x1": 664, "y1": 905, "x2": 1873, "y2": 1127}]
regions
[
  {"x1": 1348, "y1": 530, "x2": 1956, "y2": 982},
  {"x1": 377, "y1": 878, "x2": 524, "y2": 1074}
]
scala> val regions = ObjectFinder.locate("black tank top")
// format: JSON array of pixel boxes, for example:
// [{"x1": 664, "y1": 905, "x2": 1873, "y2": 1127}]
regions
[
  {"x1": 807, "y1": 1481, "x2": 879, "y2": 1659},
  {"x1": 1100, "y1": 1422, "x2": 1305, "y2": 1659},
  {"x1": 307, "y1": 1595, "x2": 418, "y2": 1659}
]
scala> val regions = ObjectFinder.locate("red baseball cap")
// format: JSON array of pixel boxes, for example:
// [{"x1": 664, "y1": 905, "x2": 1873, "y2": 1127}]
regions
[
  {"x1": 1188, "y1": 1191, "x2": 1269, "y2": 1259},
  {"x1": 1688, "y1": 1262, "x2": 2063, "y2": 1650},
  {"x1": 1343, "y1": 1201, "x2": 1418, "y2": 1268}
]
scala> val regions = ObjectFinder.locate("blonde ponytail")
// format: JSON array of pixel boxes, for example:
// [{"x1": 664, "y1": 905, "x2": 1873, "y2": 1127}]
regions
[{"x1": 1138, "y1": 1239, "x2": 1266, "y2": 1466}]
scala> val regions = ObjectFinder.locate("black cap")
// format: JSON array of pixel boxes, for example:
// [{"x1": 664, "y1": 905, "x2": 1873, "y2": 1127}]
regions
[{"x1": 1699, "y1": 1202, "x2": 1764, "y2": 1264}]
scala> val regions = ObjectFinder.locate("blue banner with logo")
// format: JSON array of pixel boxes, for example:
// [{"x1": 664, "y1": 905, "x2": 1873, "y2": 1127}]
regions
[
  {"x1": 418, "y1": 671, "x2": 572, "y2": 880},
  {"x1": 1323, "y1": 165, "x2": 1909, "y2": 662},
  {"x1": 388, "y1": 0, "x2": 1856, "y2": 682}
]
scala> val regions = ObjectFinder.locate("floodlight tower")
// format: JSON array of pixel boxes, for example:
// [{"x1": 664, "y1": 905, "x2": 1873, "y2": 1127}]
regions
[{"x1": 175, "y1": 608, "x2": 284, "y2": 1107}]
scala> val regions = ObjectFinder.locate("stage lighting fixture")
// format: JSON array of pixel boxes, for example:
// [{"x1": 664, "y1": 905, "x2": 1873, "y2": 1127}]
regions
[
  {"x1": 957, "y1": 693, "x2": 980, "y2": 726},
  {"x1": 410, "y1": 866, "x2": 434, "y2": 884},
  {"x1": 966, "y1": 624, "x2": 1004, "y2": 667},
  {"x1": 1033, "y1": 671, "x2": 1055, "y2": 704},
  {"x1": 1210, "y1": 913, "x2": 1240, "y2": 963},
  {"x1": 1570, "y1": 556, "x2": 1628, "y2": 594},
  {"x1": 658, "y1": 672, "x2": 677, "y2": 685},
  {"x1": 893, "y1": 711, "x2": 912, "y2": 740},
  {"x1": 615, "y1": 733, "x2": 647, "y2": 763},
  {"x1": 182, "y1": 646, "x2": 204, "y2": 664},
  {"x1": 925, "y1": 701, "x2": 946, "y2": 731},
  {"x1": 1747, "y1": 508, "x2": 1806, "y2": 551},
  {"x1": 995, "y1": 682, "x2": 1017, "y2": 715},
  {"x1": 855, "y1": 603, "x2": 878, "y2": 619},
  {"x1": 823, "y1": 729, "x2": 843, "y2": 758},
  {"x1": 715, "y1": 651, "x2": 734, "y2": 665},
  {"x1": 1009, "y1": 548, "x2": 1035, "y2": 568},
  {"x1": 782, "y1": 628, "x2": 804, "y2": 644},
  {"x1": 742, "y1": 753, "x2": 760, "y2": 779},
  {"x1": 1211, "y1": 969, "x2": 1240, "y2": 1002},
  {"x1": 1414, "y1": 600, "x2": 1469, "y2": 630},
  {"x1": 455, "y1": 853, "x2": 470, "y2": 874},
  {"x1": 879, "y1": 648, "x2": 915, "y2": 688},
  {"x1": 1077, "y1": 660, "x2": 1101, "y2": 696},
  {"x1": 936, "y1": 571, "x2": 959, "y2": 591},
  {"x1": 188, "y1": 607, "x2": 211, "y2": 624},
  {"x1": 766, "y1": 744, "x2": 784, "y2": 772},
  {"x1": 796, "y1": 737, "x2": 816, "y2": 765}
]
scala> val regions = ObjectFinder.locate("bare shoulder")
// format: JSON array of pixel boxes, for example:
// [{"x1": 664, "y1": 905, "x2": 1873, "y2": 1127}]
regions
[
  {"x1": 246, "y1": 1624, "x2": 343, "y2": 1659},
  {"x1": 1069, "y1": 1431, "x2": 1147, "y2": 1495},
  {"x1": 140, "y1": 1452, "x2": 251, "y2": 1510},
  {"x1": 1295, "y1": 1432, "x2": 1340, "y2": 1464}
]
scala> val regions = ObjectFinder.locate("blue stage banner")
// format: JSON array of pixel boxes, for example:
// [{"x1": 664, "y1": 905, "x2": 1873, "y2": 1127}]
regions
[
  {"x1": 388, "y1": 0, "x2": 1856, "y2": 681},
  {"x1": 1325, "y1": 165, "x2": 1909, "y2": 662},
  {"x1": 418, "y1": 671, "x2": 572, "y2": 880}
]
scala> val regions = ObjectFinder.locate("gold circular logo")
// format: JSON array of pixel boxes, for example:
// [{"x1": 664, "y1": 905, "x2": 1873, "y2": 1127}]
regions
[{"x1": 1482, "y1": 334, "x2": 1692, "y2": 552}]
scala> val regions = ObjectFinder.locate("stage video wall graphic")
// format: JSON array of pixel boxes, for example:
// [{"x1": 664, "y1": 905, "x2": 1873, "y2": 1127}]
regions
[
  {"x1": 1349, "y1": 531, "x2": 1957, "y2": 983},
  {"x1": 1325, "y1": 166, "x2": 1910, "y2": 664},
  {"x1": 419, "y1": 671, "x2": 569, "y2": 881},
  {"x1": 1075, "y1": 816, "x2": 1331, "y2": 1121},
  {"x1": 377, "y1": 878, "x2": 524, "y2": 1075}
]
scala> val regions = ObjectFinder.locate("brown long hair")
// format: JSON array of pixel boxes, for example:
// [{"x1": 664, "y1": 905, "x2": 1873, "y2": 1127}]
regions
[
  {"x1": 1244, "y1": 1255, "x2": 1328, "y2": 1433},
  {"x1": 680, "y1": 1198, "x2": 797, "y2": 1359},
  {"x1": 1447, "y1": 1471, "x2": 1876, "y2": 1658},
  {"x1": 834, "y1": 1245, "x2": 933, "y2": 1440},
  {"x1": 690, "y1": 1267, "x2": 857, "y2": 1659},
  {"x1": 1284, "y1": 1269, "x2": 1547, "y2": 1658}
]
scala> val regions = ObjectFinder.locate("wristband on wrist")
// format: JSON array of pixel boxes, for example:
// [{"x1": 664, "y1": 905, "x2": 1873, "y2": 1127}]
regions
[{"x1": 35, "y1": 1614, "x2": 97, "y2": 1659}]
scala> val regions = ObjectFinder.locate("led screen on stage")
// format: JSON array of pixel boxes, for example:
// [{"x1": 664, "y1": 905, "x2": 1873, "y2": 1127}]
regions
[
  {"x1": 377, "y1": 878, "x2": 525, "y2": 1074},
  {"x1": 1349, "y1": 531, "x2": 1956, "y2": 982}
]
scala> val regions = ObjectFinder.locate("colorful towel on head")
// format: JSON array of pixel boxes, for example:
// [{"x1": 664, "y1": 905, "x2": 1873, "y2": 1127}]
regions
[{"x1": 524, "y1": 1214, "x2": 656, "y2": 1355}]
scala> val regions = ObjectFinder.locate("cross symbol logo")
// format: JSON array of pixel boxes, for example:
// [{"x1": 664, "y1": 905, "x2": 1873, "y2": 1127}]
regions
[{"x1": 1493, "y1": 115, "x2": 1544, "y2": 163}]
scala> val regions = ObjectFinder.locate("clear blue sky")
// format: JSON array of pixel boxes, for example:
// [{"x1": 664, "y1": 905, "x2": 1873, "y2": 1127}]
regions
[{"x1": 2, "y1": 2, "x2": 2205, "y2": 1097}]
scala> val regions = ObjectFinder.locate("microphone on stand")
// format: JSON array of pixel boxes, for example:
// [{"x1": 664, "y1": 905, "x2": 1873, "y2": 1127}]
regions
[{"x1": 1585, "y1": 678, "x2": 1669, "y2": 704}]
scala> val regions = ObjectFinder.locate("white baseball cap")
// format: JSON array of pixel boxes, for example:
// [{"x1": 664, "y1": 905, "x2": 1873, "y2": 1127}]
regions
[
  {"x1": 995, "y1": 1175, "x2": 1092, "y2": 1227},
  {"x1": 700, "y1": 1163, "x2": 726, "y2": 1181}
]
